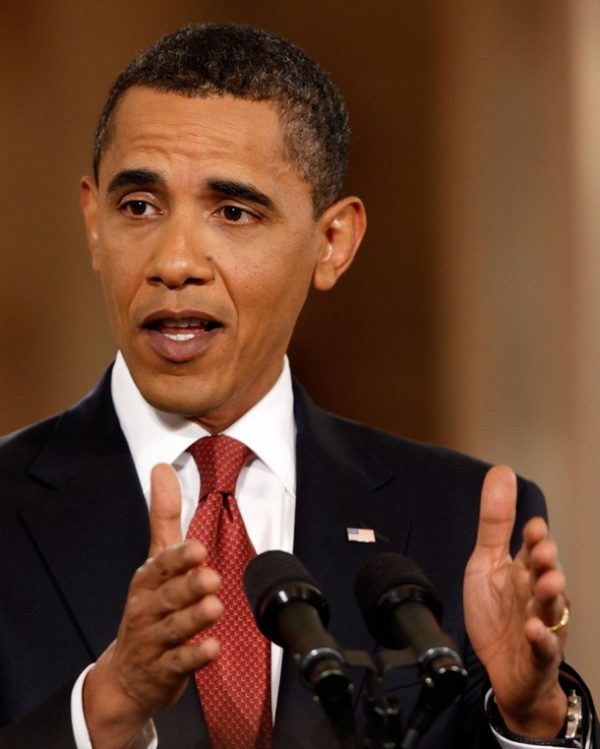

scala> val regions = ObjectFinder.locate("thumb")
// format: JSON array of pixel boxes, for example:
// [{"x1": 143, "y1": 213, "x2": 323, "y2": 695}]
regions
[
  {"x1": 473, "y1": 465, "x2": 518, "y2": 563},
  {"x1": 148, "y1": 463, "x2": 183, "y2": 557}
]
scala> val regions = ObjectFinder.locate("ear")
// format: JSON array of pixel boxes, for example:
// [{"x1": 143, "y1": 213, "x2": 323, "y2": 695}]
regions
[
  {"x1": 80, "y1": 176, "x2": 101, "y2": 272},
  {"x1": 312, "y1": 196, "x2": 367, "y2": 291}
]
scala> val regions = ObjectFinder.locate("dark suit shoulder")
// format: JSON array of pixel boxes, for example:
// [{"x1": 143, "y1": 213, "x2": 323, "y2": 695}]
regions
[
  {"x1": 293, "y1": 380, "x2": 547, "y2": 529},
  {"x1": 0, "y1": 413, "x2": 62, "y2": 474},
  {"x1": 0, "y1": 368, "x2": 117, "y2": 491},
  {"x1": 294, "y1": 378, "x2": 487, "y2": 468},
  {"x1": 322, "y1": 407, "x2": 488, "y2": 469}
]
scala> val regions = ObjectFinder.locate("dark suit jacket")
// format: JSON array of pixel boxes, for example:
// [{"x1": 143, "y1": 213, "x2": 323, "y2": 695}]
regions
[{"x1": 0, "y1": 370, "x2": 595, "y2": 748}]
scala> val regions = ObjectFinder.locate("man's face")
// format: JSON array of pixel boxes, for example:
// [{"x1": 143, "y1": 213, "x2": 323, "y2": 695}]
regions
[{"x1": 81, "y1": 88, "x2": 362, "y2": 431}]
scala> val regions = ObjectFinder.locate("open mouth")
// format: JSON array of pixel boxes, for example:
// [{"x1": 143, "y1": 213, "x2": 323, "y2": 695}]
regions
[
  {"x1": 141, "y1": 312, "x2": 225, "y2": 362},
  {"x1": 146, "y1": 317, "x2": 223, "y2": 341}
]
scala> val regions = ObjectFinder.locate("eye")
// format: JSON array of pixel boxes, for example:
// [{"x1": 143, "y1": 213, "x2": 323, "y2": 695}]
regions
[
  {"x1": 219, "y1": 205, "x2": 258, "y2": 224},
  {"x1": 119, "y1": 199, "x2": 161, "y2": 218}
]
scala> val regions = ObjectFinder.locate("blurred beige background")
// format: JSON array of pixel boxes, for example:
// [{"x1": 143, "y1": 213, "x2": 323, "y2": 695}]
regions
[{"x1": 1, "y1": 0, "x2": 599, "y2": 696}]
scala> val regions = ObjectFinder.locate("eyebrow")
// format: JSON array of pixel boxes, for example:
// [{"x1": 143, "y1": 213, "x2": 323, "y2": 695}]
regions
[
  {"x1": 106, "y1": 169, "x2": 164, "y2": 195},
  {"x1": 105, "y1": 170, "x2": 276, "y2": 212},
  {"x1": 206, "y1": 179, "x2": 275, "y2": 211}
]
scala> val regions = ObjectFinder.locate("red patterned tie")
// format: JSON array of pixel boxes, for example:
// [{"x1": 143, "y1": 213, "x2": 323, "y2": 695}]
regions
[{"x1": 186, "y1": 435, "x2": 272, "y2": 749}]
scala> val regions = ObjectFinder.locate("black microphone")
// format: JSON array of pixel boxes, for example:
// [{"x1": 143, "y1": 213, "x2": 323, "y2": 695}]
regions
[
  {"x1": 244, "y1": 550, "x2": 355, "y2": 735},
  {"x1": 354, "y1": 553, "x2": 468, "y2": 748}
]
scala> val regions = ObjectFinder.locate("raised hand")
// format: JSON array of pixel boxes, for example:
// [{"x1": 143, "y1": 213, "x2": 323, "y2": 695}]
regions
[
  {"x1": 83, "y1": 464, "x2": 223, "y2": 749},
  {"x1": 464, "y1": 465, "x2": 569, "y2": 738}
]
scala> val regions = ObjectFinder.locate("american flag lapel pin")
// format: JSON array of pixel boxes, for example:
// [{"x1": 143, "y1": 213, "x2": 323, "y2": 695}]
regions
[{"x1": 346, "y1": 527, "x2": 376, "y2": 543}]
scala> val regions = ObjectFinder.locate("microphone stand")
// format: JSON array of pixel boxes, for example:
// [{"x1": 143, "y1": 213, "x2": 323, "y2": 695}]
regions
[
  {"x1": 311, "y1": 655, "x2": 360, "y2": 749},
  {"x1": 396, "y1": 648, "x2": 468, "y2": 749},
  {"x1": 340, "y1": 648, "x2": 412, "y2": 748},
  {"x1": 332, "y1": 646, "x2": 467, "y2": 749}
]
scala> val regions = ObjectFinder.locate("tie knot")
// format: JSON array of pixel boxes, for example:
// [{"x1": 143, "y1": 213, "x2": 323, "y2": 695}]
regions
[{"x1": 188, "y1": 435, "x2": 252, "y2": 498}]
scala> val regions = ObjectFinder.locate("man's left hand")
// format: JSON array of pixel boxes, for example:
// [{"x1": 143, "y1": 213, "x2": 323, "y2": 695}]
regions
[{"x1": 464, "y1": 465, "x2": 569, "y2": 738}]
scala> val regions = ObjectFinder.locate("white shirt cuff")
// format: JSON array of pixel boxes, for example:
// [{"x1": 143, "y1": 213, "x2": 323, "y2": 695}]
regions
[
  {"x1": 486, "y1": 690, "x2": 576, "y2": 749},
  {"x1": 70, "y1": 665, "x2": 158, "y2": 749},
  {"x1": 491, "y1": 726, "x2": 565, "y2": 749}
]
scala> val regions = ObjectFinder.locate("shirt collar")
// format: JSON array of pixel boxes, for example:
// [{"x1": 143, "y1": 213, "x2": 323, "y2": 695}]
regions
[{"x1": 111, "y1": 352, "x2": 296, "y2": 499}]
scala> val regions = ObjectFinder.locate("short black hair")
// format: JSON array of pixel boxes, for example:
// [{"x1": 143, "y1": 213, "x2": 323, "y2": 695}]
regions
[{"x1": 93, "y1": 23, "x2": 350, "y2": 215}]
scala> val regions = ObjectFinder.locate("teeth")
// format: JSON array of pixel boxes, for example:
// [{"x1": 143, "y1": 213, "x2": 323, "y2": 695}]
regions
[
  {"x1": 163, "y1": 332, "x2": 196, "y2": 341},
  {"x1": 163, "y1": 318, "x2": 206, "y2": 328}
]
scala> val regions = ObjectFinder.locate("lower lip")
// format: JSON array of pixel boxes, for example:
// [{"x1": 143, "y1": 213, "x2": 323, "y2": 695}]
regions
[{"x1": 144, "y1": 327, "x2": 222, "y2": 363}]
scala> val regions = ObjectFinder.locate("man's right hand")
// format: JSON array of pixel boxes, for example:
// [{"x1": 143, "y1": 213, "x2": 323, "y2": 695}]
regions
[{"x1": 82, "y1": 463, "x2": 223, "y2": 749}]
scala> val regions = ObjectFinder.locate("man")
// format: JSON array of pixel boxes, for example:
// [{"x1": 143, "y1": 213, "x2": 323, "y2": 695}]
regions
[{"x1": 0, "y1": 23, "x2": 596, "y2": 749}]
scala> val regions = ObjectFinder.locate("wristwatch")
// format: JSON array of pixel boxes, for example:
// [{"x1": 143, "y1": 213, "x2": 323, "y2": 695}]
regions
[{"x1": 564, "y1": 690, "x2": 583, "y2": 743}]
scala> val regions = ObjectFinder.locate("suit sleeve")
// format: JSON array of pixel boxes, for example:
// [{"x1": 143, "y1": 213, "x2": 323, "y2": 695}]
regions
[{"x1": 0, "y1": 682, "x2": 76, "y2": 749}]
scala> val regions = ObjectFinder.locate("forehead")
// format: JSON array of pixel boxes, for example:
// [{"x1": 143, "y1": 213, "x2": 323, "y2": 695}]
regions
[{"x1": 99, "y1": 87, "x2": 296, "y2": 188}]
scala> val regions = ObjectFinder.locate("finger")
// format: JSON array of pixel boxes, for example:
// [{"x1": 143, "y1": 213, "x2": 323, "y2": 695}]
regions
[
  {"x1": 517, "y1": 517, "x2": 549, "y2": 570},
  {"x1": 158, "y1": 591, "x2": 224, "y2": 647},
  {"x1": 522, "y1": 516, "x2": 550, "y2": 551},
  {"x1": 474, "y1": 465, "x2": 517, "y2": 562},
  {"x1": 143, "y1": 565, "x2": 221, "y2": 620},
  {"x1": 158, "y1": 637, "x2": 221, "y2": 681},
  {"x1": 134, "y1": 540, "x2": 208, "y2": 592},
  {"x1": 119, "y1": 571, "x2": 222, "y2": 665},
  {"x1": 528, "y1": 536, "x2": 559, "y2": 579},
  {"x1": 522, "y1": 524, "x2": 569, "y2": 621},
  {"x1": 532, "y1": 568, "x2": 569, "y2": 627},
  {"x1": 524, "y1": 616, "x2": 566, "y2": 666},
  {"x1": 149, "y1": 464, "x2": 184, "y2": 557}
]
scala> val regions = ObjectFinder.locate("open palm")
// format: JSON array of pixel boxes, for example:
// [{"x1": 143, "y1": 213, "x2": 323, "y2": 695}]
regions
[{"x1": 464, "y1": 466, "x2": 568, "y2": 737}]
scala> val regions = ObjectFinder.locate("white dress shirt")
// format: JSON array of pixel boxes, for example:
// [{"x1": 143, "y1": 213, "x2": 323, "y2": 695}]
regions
[{"x1": 70, "y1": 353, "x2": 576, "y2": 749}]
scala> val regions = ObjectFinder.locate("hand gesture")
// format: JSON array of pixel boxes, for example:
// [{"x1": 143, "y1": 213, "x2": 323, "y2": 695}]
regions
[
  {"x1": 83, "y1": 464, "x2": 223, "y2": 749},
  {"x1": 464, "y1": 465, "x2": 569, "y2": 738}
]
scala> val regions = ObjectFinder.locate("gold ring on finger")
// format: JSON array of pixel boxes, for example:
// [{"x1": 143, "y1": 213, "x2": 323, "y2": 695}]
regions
[{"x1": 547, "y1": 606, "x2": 570, "y2": 633}]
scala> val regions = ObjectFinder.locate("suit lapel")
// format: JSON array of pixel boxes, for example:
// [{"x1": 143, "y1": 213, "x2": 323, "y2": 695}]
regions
[
  {"x1": 18, "y1": 370, "x2": 150, "y2": 659},
  {"x1": 292, "y1": 381, "x2": 412, "y2": 643}
]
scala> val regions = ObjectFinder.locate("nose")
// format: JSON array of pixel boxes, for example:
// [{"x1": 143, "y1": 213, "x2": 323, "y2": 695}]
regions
[{"x1": 147, "y1": 214, "x2": 214, "y2": 289}]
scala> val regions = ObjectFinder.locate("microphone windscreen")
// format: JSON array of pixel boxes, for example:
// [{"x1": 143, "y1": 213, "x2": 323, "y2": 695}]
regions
[
  {"x1": 354, "y1": 553, "x2": 443, "y2": 643},
  {"x1": 244, "y1": 549, "x2": 317, "y2": 614}
]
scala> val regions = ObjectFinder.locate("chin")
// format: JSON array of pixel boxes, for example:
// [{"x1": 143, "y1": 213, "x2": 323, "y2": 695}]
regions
[
  {"x1": 133, "y1": 370, "x2": 210, "y2": 417},
  {"x1": 143, "y1": 390, "x2": 199, "y2": 417}
]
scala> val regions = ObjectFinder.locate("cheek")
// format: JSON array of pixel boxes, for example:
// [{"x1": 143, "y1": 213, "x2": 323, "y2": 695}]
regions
[
  {"x1": 96, "y1": 252, "x2": 140, "y2": 324},
  {"x1": 235, "y1": 258, "x2": 313, "y2": 338}
]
